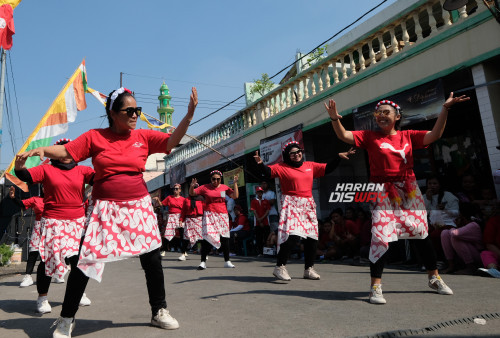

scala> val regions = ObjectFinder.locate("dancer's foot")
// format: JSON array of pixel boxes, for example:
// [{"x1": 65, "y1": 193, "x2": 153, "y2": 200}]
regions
[
  {"x1": 197, "y1": 262, "x2": 206, "y2": 270},
  {"x1": 20, "y1": 274, "x2": 33, "y2": 287},
  {"x1": 224, "y1": 261, "x2": 235, "y2": 268},
  {"x1": 303, "y1": 267, "x2": 320, "y2": 280},
  {"x1": 369, "y1": 284, "x2": 386, "y2": 304},
  {"x1": 79, "y1": 293, "x2": 91, "y2": 307},
  {"x1": 178, "y1": 254, "x2": 186, "y2": 261},
  {"x1": 52, "y1": 317, "x2": 75, "y2": 338},
  {"x1": 428, "y1": 275, "x2": 453, "y2": 295},
  {"x1": 151, "y1": 308, "x2": 179, "y2": 330},
  {"x1": 273, "y1": 265, "x2": 291, "y2": 281},
  {"x1": 37, "y1": 296, "x2": 52, "y2": 314}
]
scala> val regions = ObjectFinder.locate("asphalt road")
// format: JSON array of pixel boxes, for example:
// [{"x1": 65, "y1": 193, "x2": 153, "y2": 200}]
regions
[{"x1": 1, "y1": 255, "x2": 500, "y2": 337}]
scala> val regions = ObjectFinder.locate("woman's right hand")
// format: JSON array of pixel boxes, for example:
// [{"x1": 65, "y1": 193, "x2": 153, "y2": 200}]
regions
[
  {"x1": 254, "y1": 151, "x2": 263, "y2": 164},
  {"x1": 324, "y1": 99, "x2": 342, "y2": 121},
  {"x1": 190, "y1": 178, "x2": 198, "y2": 188},
  {"x1": 18, "y1": 147, "x2": 46, "y2": 161}
]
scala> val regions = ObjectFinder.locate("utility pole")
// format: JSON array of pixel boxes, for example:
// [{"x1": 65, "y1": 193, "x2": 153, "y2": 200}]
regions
[{"x1": 120, "y1": 72, "x2": 123, "y2": 87}]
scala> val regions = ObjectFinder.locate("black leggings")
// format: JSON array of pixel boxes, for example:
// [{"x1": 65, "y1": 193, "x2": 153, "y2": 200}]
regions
[
  {"x1": 277, "y1": 235, "x2": 317, "y2": 269},
  {"x1": 60, "y1": 248, "x2": 167, "y2": 318},
  {"x1": 200, "y1": 238, "x2": 229, "y2": 262},
  {"x1": 370, "y1": 237, "x2": 437, "y2": 278},
  {"x1": 36, "y1": 260, "x2": 54, "y2": 295},
  {"x1": 26, "y1": 251, "x2": 39, "y2": 275},
  {"x1": 178, "y1": 228, "x2": 189, "y2": 254}
]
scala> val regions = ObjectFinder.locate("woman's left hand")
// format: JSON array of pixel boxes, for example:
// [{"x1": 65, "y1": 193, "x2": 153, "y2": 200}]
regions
[
  {"x1": 339, "y1": 147, "x2": 356, "y2": 160},
  {"x1": 443, "y1": 92, "x2": 470, "y2": 109},
  {"x1": 187, "y1": 87, "x2": 198, "y2": 117},
  {"x1": 233, "y1": 175, "x2": 239, "y2": 183}
]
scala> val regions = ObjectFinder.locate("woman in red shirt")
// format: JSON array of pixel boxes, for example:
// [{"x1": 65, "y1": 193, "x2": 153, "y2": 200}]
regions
[
  {"x1": 15, "y1": 139, "x2": 94, "y2": 315},
  {"x1": 159, "y1": 184, "x2": 187, "y2": 261},
  {"x1": 255, "y1": 141, "x2": 353, "y2": 281},
  {"x1": 327, "y1": 94, "x2": 468, "y2": 304},
  {"x1": 189, "y1": 170, "x2": 239, "y2": 270},
  {"x1": 9, "y1": 186, "x2": 44, "y2": 288},
  {"x1": 19, "y1": 87, "x2": 197, "y2": 336},
  {"x1": 180, "y1": 195, "x2": 204, "y2": 250}
]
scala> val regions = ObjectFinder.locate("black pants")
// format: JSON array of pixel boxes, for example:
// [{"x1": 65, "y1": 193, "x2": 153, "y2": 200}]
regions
[
  {"x1": 201, "y1": 238, "x2": 229, "y2": 262},
  {"x1": 26, "y1": 251, "x2": 39, "y2": 275},
  {"x1": 277, "y1": 235, "x2": 317, "y2": 269},
  {"x1": 36, "y1": 260, "x2": 54, "y2": 295},
  {"x1": 255, "y1": 226, "x2": 270, "y2": 255},
  {"x1": 370, "y1": 236, "x2": 437, "y2": 278},
  {"x1": 178, "y1": 228, "x2": 189, "y2": 254},
  {"x1": 60, "y1": 248, "x2": 167, "y2": 318}
]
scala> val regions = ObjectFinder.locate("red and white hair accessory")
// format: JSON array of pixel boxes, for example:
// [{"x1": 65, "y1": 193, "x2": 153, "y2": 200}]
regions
[
  {"x1": 375, "y1": 99, "x2": 401, "y2": 112},
  {"x1": 109, "y1": 87, "x2": 132, "y2": 110},
  {"x1": 282, "y1": 140, "x2": 300, "y2": 152},
  {"x1": 210, "y1": 170, "x2": 223, "y2": 177},
  {"x1": 54, "y1": 138, "x2": 72, "y2": 145}
]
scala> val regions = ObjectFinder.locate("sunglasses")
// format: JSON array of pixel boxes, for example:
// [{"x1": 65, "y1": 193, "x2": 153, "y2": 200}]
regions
[
  {"x1": 119, "y1": 107, "x2": 142, "y2": 117},
  {"x1": 289, "y1": 150, "x2": 303, "y2": 156},
  {"x1": 173, "y1": 187, "x2": 180, "y2": 190},
  {"x1": 373, "y1": 109, "x2": 394, "y2": 117},
  {"x1": 211, "y1": 177, "x2": 221, "y2": 181}
]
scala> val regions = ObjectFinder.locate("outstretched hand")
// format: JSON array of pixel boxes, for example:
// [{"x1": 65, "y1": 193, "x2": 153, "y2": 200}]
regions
[
  {"x1": 443, "y1": 92, "x2": 470, "y2": 108},
  {"x1": 324, "y1": 99, "x2": 342, "y2": 121},
  {"x1": 190, "y1": 178, "x2": 198, "y2": 188},
  {"x1": 18, "y1": 147, "x2": 45, "y2": 162},
  {"x1": 187, "y1": 87, "x2": 198, "y2": 116},
  {"x1": 338, "y1": 147, "x2": 356, "y2": 160},
  {"x1": 254, "y1": 151, "x2": 263, "y2": 164}
]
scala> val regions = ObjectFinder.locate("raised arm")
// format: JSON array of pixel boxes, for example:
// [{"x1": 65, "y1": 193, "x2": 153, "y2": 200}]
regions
[
  {"x1": 324, "y1": 99, "x2": 355, "y2": 145},
  {"x1": 18, "y1": 144, "x2": 72, "y2": 162},
  {"x1": 229, "y1": 175, "x2": 239, "y2": 199},
  {"x1": 423, "y1": 92, "x2": 470, "y2": 145},
  {"x1": 166, "y1": 87, "x2": 198, "y2": 152},
  {"x1": 253, "y1": 151, "x2": 272, "y2": 179},
  {"x1": 189, "y1": 178, "x2": 198, "y2": 197}
]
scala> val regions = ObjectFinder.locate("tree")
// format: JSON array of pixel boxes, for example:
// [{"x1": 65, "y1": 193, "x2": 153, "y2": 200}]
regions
[
  {"x1": 249, "y1": 73, "x2": 274, "y2": 97},
  {"x1": 306, "y1": 44, "x2": 328, "y2": 67}
]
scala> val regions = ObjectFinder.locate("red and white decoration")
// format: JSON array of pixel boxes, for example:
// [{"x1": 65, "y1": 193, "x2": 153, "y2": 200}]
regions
[
  {"x1": 277, "y1": 194, "x2": 318, "y2": 253},
  {"x1": 369, "y1": 179, "x2": 428, "y2": 263},
  {"x1": 39, "y1": 216, "x2": 86, "y2": 279},
  {"x1": 163, "y1": 213, "x2": 183, "y2": 241},
  {"x1": 77, "y1": 195, "x2": 161, "y2": 282},
  {"x1": 29, "y1": 220, "x2": 42, "y2": 252},
  {"x1": 202, "y1": 211, "x2": 229, "y2": 249}
]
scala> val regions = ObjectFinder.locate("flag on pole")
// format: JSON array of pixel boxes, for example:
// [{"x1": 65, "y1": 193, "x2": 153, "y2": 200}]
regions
[
  {"x1": 4, "y1": 60, "x2": 87, "y2": 191},
  {"x1": 0, "y1": 0, "x2": 21, "y2": 50}
]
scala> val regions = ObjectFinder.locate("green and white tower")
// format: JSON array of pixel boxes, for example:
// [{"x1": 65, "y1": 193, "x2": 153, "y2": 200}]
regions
[{"x1": 157, "y1": 82, "x2": 174, "y2": 133}]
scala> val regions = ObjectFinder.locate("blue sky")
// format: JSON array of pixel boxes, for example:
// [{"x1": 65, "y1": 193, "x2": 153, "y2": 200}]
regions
[{"x1": 1, "y1": 0, "x2": 398, "y2": 168}]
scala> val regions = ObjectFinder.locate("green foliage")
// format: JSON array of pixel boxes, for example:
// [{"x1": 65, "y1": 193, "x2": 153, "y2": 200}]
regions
[
  {"x1": 0, "y1": 244, "x2": 14, "y2": 266},
  {"x1": 249, "y1": 73, "x2": 274, "y2": 97},
  {"x1": 306, "y1": 44, "x2": 328, "y2": 67}
]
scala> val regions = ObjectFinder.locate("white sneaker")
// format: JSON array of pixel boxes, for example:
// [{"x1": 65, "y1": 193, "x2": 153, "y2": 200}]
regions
[
  {"x1": 37, "y1": 296, "x2": 52, "y2": 313},
  {"x1": 197, "y1": 261, "x2": 206, "y2": 270},
  {"x1": 53, "y1": 276, "x2": 65, "y2": 284},
  {"x1": 303, "y1": 267, "x2": 320, "y2": 280},
  {"x1": 79, "y1": 293, "x2": 91, "y2": 307},
  {"x1": 52, "y1": 317, "x2": 75, "y2": 338},
  {"x1": 151, "y1": 308, "x2": 179, "y2": 330},
  {"x1": 224, "y1": 261, "x2": 235, "y2": 268},
  {"x1": 273, "y1": 265, "x2": 291, "y2": 281},
  {"x1": 178, "y1": 254, "x2": 186, "y2": 261},
  {"x1": 160, "y1": 251, "x2": 166, "y2": 257},
  {"x1": 20, "y1": 274, "x2": 33, "y2": 287},
  {"x1": 428, "y1": 275, "x2": 453, "y2": 295},
  {"x1": 184, "y1": 253, "x2": 188, "y2": 257},
  {"x1": 369, "y1": 284, "x2": 387, "y2": 304}
]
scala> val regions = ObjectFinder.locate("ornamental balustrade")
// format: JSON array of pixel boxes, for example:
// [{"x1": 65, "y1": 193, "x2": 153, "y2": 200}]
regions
[{"x1": 165, "y1": 0, "x2": 481, "y2": 169}]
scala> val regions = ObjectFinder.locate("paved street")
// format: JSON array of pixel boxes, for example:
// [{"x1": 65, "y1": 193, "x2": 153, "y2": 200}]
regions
[{"x1": 1, "y1": 255, "x2": 500, "y2": 337}]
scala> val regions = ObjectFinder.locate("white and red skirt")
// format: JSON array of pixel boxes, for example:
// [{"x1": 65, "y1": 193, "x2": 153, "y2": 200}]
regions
[
  {"x1": 369, "y1": 179, "x2": 428, "y2": 263},
  {"x1": 29, "y1": 220, "x2": 42, "y2": 252},
  {"x1": 277, "y1": 194, "x2": 318, "y2": 253},
  {"x1": 202, "y1": 211, "x2": 230, "y2": 249},
  {"x1": 184, "y1": 216, "x2": 203, "y2": 246},
  {"x1": 163, "y1": 213, "x2": 183, "y2": 241},
  {"x1": 39, "y1": 216, "x2": 86, "y2": 279},
  {"x1": 77, "y1": 195, "x2": 161, "y2": 282}
]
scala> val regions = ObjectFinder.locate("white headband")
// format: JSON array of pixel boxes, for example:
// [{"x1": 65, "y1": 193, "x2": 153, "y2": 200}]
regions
[{"x1": 109, "y1": 87, "x2": 128, "y2": 110}]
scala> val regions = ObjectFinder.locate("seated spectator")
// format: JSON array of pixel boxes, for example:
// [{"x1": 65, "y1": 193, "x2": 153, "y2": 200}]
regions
[
  {"x1": 250, "y1": 186, "x2": 271, "y2": 256},
  {"x1": 344, "y1": 206, "x2": 356, "y2": 222},
  {"x1": 474, "y1": 187, "x2": 500, "y2": 222},
  {"x1": 229, "y1": 205, "x2": 251, "y2": 255},
  {"x1": 456, "y1": 174, "x2": 482, "y2": 203},
  {"x1": 441, "y1": 202, "x2": 485, "y2": 274},
  {"x1": 329, "y1": 208, "x2": 359, "y2": 259},
  {"x1": 479, "y1": 213, "x2": 500, "y2": 278},
  {"x1": 423, "y1": 175, "x2": 459, "y2": 261}
]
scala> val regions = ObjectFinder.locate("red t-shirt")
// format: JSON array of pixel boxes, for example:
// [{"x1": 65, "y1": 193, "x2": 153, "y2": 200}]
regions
[
  {"x1": 351, "y1": 130, "x2": 428, "y2": 182},
  {"x1": 161, "y1": 195, "x2": 185, "y2": 214},
  {"x1": 22, "y1": 196, "x2": 44, "y2": 221},
  {"x1": 483, "y1": 215, "x2": 500, "y2": 247},
  {"x1": 232, "y1": 214, "x2": 250, "y2": 232},
  {"x1": 250, "y1": 198, "x2": 270, "y2": 226},
  {"x1": 345, "y1": 219, "x2": 360, "y2": 236},
  {"x1": 65, "y1": 128, "x2": 171, "y2": 201},
  {"x1": 194, "y1": 184, "x2": 234, "y2": 213},
  {"x1": 180, "y1": 199, "x2": 204, "y2": 221},
  {"x1": 28, "y1": 165, "x2": 94, "y2": 220},
  {"x1": 269, "y1": 162, "x2": 326, "y2": 197}
]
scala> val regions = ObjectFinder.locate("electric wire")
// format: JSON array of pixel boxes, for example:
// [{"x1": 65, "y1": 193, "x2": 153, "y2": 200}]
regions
[{"x1": 7, "y1": 51, "x2": 23, "y2": 141}]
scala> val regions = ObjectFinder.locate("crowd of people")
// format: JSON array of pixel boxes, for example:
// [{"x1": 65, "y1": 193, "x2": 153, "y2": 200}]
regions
[{"x1": 7, "y1": 86, "x2": 500, "y2": 337}]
